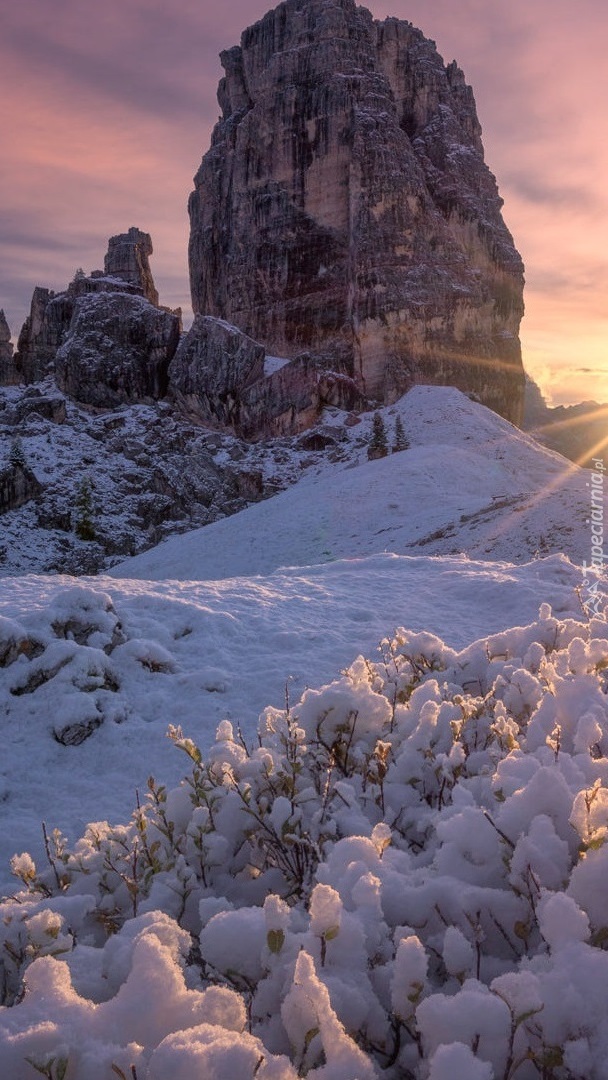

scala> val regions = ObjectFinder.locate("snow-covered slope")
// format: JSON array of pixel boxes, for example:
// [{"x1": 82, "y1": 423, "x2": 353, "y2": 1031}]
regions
[
  {"x1": 0, "y1": 552, "x2": 586, "y2": 893},
  {"x1": 0, "y1": 383, "x2": 587, "y2": 577},
  {"x1": 1, "y1": 385, "x2": 607, "y2": 1078},
  {"x1": 0, "y1": 386, "x2": 597, "y2": 886},
  {"x1": 111, "y1": 387, "x2": 589, "y2": 581}
]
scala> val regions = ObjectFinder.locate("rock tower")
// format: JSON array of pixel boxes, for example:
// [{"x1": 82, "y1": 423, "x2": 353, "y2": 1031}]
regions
[
  {"x1": 188, "y1": 0, "x2": 525, "y2": 423},
  {"x1": 104, "y1": 227, "x2": 160, "y2": 307}
]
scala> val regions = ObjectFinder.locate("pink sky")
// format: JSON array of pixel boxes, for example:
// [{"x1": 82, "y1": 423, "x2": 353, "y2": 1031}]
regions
[{"x1": 1, "y1": 0, "x2": 606, "y2": 406}]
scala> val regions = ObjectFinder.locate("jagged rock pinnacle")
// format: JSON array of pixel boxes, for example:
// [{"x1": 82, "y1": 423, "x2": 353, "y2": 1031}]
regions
[
  {"x1": 188, "y1": 0, "x2": 525, "y2": 423},
  {"x1": 104, "y1": 227, "x2": 159, "y2": 307},
  {"x1": 0, "y1": 310, "x2": 17, "y2": 385}
]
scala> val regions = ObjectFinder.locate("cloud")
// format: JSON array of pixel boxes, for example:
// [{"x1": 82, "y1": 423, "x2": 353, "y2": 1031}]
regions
[
  {"x1": 2, "y1": 4, "x2": 220, "y2": 123},
  {"x1": 501, "y1": 174, "x2": 601, "y2": 211}
]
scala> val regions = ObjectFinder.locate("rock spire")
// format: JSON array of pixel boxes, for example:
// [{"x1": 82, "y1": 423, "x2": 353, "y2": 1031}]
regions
[
  {"x1": 0, "y1": 311, "x2": 17, "y2": 385},
  {"x1": 10, "y1": 229, "x2": 180, "y2": 403},
  {"x1": 104, "y1": 227, "x2": 159, "y2": 306},
  {"x1": 188, "y1": 0, "x2": 525, "y2": 424}
]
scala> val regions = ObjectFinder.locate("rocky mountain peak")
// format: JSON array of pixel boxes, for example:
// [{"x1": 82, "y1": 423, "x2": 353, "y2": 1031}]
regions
[
  {"x1": 0, "y1": 311, "x2": 15, "y2": 385},
  {"x1": 189, "y1": 0, "x2": 525, "y2": 424},
  {"x1": 0, "y1": 311, "x2": 11, "y2": 345},
  {"x1": 5, "y1": 229, "x2": 180, "y2": 399},
  {"x1": 1, "y1": 4, "x2": 527, "y2": 448},
  {"x1": 104, "y1": 227, "x2": 159, "y2": 306}
]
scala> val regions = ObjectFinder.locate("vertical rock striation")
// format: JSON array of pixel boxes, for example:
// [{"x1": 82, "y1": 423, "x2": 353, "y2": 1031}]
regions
[
  {"x1": 55, "y1": 293, "x2": 180, "y2": 408},
  {"x1": 15, "y1": 288, "x2": 76, "y2": 385},
  {"x1": 0, "y1": 311, "x2": 17, "y2": 385},
  {"x1": 104, "y1": 227, "x2": 160, "y2": 306},
  {"x1": 189, "y1": 0, "x2": 525, "y2": 424},
  {"x1": 0, "y1": 461, "x2": 43, "y2": 514}
]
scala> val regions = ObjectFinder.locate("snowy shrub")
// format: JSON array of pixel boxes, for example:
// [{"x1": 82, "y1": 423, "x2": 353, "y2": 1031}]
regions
[
  {"x1": 48, "y1": 585, "x2": 124, "y2": 651},
  {"x1": 2, "y1": 607, "x2": 608, "y2": 1076},
  {"x1": 0, "y1": 614, "x2": 41, "y2": 668},
  {"x1": 0, "y1": 587, "x2": 196, "y2": 745}
]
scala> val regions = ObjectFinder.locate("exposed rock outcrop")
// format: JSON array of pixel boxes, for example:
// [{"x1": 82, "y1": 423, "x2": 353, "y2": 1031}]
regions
[
  {"x1": 15, "y1": 288, "x2": 74, "y2": 385},
  {"x1": 169, "y1": 315, "x2": 367, "y2": 438},
  {"x1": 0, "y1": 311, "x2": 16, "y2": 385},
  {"x1": 13, "y1": 230, "x2": 180, "y2": 399},
  {"x1": 238, "y1": 357, "x2": 366, "y2": 439},
  {"x1": 189, "y1": 0, "x2": 525, "y2": 424},
  {"x1": 103, "y1": 227, "x2": 159, "y2": 306},
  {"x1": 55, "y1": 293, "x2": 181, "y2": 408},
  {"x1": 14, "y1": 279, "x2": 128, "y2": 387},
  {"x1": 0, "y1": 387, "x2": 67, "y2": 426},
  {"x1": 0, "y1": 376, "x2": 327, "y2": 575},
  {"x1": 171, "y1": 315, "x2": 266, "y2": 427},
  {"x1": 169, "y1": 316, "x2": 266, "y2": 429},
  {"x1": 0, "y1": 461, "x2": 43, "y2": 514}
]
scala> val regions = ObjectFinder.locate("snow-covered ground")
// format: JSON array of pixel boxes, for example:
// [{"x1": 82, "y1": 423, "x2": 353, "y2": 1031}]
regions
[
  {"x1": 2, "y1": 586, "x2": 608, "y2": 1077},
  {"x1": 0, "y1": 386, "x2": 596, "y2": 886},
  {"x1": 0, "y1": 384, "x2": 590, "y2": 576},
  {"x1": 1, "y1": 386, "x2": 606, "y2": 1077},
  {"x1": 0, "y1": 552, "x2": 587, "y2": 892},
  {"x1": 111, "y1": 387, "x2": 589, "y2": 579}
]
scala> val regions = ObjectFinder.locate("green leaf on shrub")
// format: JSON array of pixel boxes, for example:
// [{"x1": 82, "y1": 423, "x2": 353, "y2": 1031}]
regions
[
  {"x1": 324, "y1": 925, "x2": 340, "y2": 941},
  {"x1": 304, "y1": 1026, "x2": 319, "y2": 1051},
  {"x1": 25, "y1": 1057, "x2": 69, "y2": 1080},
  {"x1": 585, "y1": 835, "x2": 606, "y2": 851},
  {"x1": 515, "y1": 1006, "x2": 543, "y2": 1027},
  {"x1": 267, "y1": 929, "x2": 285, "y2": 954},
  {"x1": 538, "y1": 1046, "x2": 564, "y2": 1069}
]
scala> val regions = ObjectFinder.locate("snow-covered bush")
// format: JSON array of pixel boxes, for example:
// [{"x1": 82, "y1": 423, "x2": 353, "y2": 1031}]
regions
[{"x1": 2, "y1": 607, "x2": 608, "y2": 1077}]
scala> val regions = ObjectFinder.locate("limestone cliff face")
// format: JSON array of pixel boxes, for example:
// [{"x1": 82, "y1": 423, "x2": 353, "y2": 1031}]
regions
[
  {"x1": 0, "y1": 311, "x2": 16, "y2": 385},
  {"x1": 55, "y1": 293, "x2": 180, "y2": 408},
  {"x1": 168, "y1": 315, "x2": 366, "y2": 439},
  {"x1": 189, "y1": 0, "x2": 525, "y2": 424},
  {"x1": 15, "y1": 288, "x2": 74, "y2": 385},
  {"x1": 104, "y1": 227, "x2": 159, "y2": 307},
  {"x1": 0, "y1": 461, "x2": 43, "y2": 514}
]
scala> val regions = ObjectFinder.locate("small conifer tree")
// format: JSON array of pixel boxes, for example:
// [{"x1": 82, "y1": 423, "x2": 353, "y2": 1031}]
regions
[
  {"x1": 368, "y1": 412, "x2": 389, "y2": 460},
  {"x1": 392, "y1": 415, "x2": 410, "y2": 452},
  {"x1": 9, "y1": 437, "x2": 26, "y2": 469},
  {"x1": 74, "y1": 476, "x2": 96, "y2": 541}
]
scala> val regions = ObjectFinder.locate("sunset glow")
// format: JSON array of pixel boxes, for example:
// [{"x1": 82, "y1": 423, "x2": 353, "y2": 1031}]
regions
[{"x1": 1, "y1": 0, "x2": 606, "y2": 407}]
